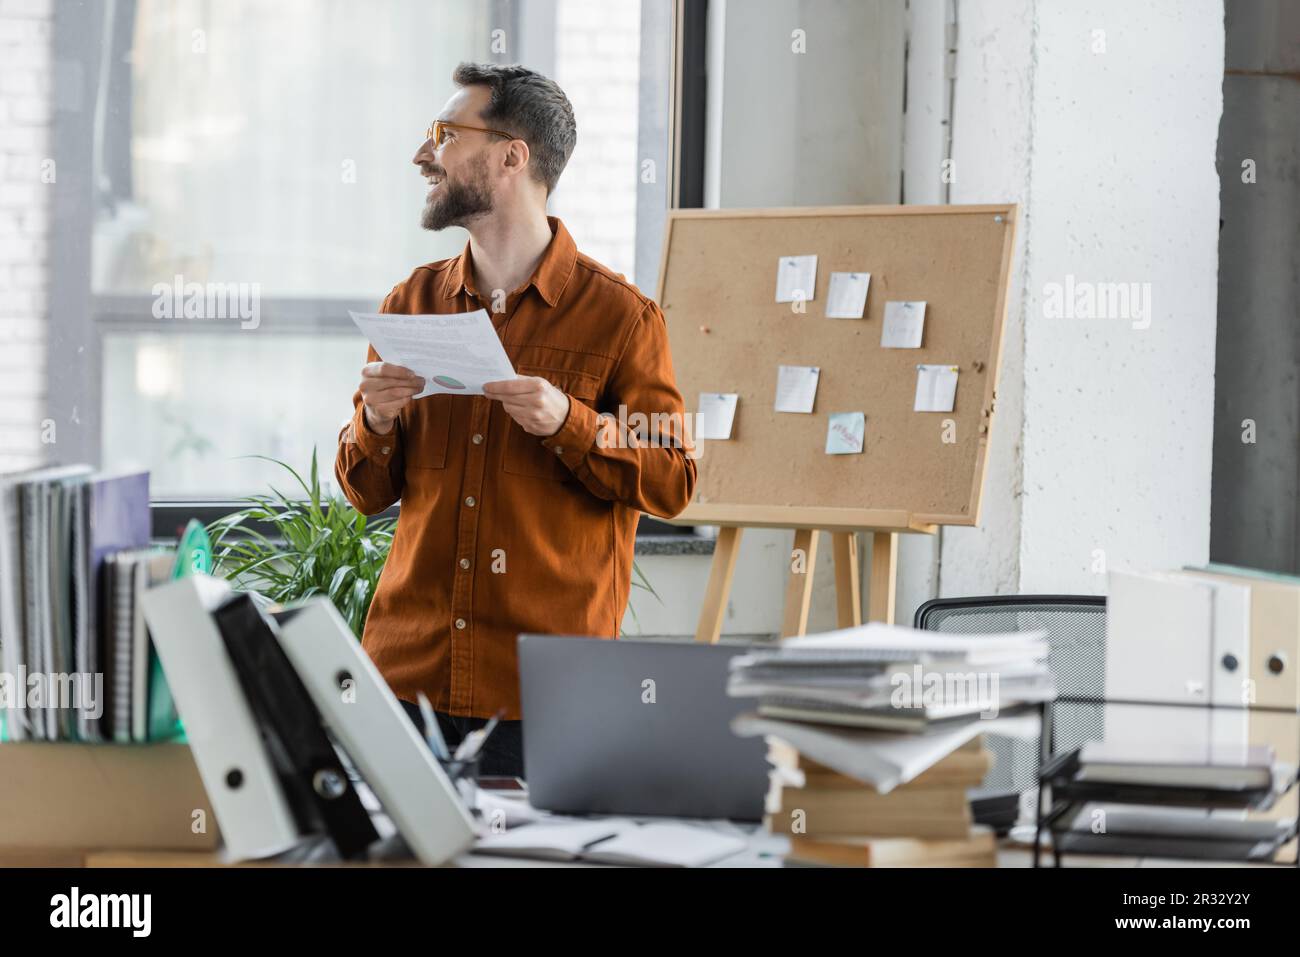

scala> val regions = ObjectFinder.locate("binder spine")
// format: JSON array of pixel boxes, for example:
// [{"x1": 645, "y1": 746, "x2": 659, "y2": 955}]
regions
[{"x1": 213, "y1": 594, "x2": 378, "y2": 860}]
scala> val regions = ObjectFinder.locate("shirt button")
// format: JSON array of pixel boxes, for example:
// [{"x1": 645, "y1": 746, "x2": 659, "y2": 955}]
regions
[
  {"x1": 455, "y1": 618, "x2": 467, "y2": 630},
  {"x1": 554, "y1": 447, "x2": 564, "y2": 456},
  {"x1": 464, "y1": 496, "x2": 476, "y2": 507},
  {"x1": 472, "y1": 433, "x2": 484, "y2": 445},
  {"x1": 459, "y1": 558, "x2": 470, "y2": 569},
  {"x1": 380, "y1": 446, "x2": 391, "y2": 454}
]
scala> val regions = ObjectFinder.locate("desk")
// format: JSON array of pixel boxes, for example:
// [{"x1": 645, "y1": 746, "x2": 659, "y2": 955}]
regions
[{"x1": 3, "y1": 839, "x2": 1281, "y2": 869}]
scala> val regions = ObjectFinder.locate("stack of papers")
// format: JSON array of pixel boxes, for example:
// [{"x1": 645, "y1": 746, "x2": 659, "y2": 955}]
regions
[
  {"x1": 726, "y1": 622, "x2": 1056, "y2": 791},
  {"x1": 730, "y1": 623, "x2": 1054, "y2": 724},
  {"x1": 732, "y1": 711, "x2": 1039, "y2": 795},
  {"x1": 1078, "y1": 740, "x2": 1276, "y2": 786}
]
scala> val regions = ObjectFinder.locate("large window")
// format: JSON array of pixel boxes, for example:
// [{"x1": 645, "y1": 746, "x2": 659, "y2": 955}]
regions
[{"x1": 57, "y1": 0, "x2": 668, "y2": 498}]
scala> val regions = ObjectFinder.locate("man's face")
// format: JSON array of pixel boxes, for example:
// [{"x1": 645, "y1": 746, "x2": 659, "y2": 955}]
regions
[{"x1": 415, "y1": 88, "x2": 498, "y2": 231}]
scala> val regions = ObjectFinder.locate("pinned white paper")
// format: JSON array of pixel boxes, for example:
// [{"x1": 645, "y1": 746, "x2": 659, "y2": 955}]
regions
[
  {"x1": 825, "y1": 272, "x2": 871, "y2": 319},
  {"x1": 826, "y1": 412, "x2": 866, "y2": 454},
  {"x1": 775, "y1": 255, "x2": 818, "y2": 303},
  {"x1": 882, "y1": 301, "x2": 926, "y2": 348},
  {"x1": 775, "y1": 365, "x2": 820, "y2": 414},
  {"x1": 914, "y1": 364, "x2": 959, "y2": 412},
  {"x1": 698, "y1": 392, "x2": 739, "y2": 440}
]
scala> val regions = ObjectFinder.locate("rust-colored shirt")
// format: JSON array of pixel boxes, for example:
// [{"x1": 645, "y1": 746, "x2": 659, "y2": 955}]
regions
[{"x1": 335, "y1": 216, "x2": 696, "y2": 719}]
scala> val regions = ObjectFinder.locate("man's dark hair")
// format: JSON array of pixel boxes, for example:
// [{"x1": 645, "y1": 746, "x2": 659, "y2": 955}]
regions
[{"x1": 451, "y1": 62, "x2": 577, "y2": 195}]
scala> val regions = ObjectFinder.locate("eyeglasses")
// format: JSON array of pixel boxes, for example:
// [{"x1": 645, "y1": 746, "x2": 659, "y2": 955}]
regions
[{"x1": 425, "y1": 120, "x2": 519, "y2": 150}]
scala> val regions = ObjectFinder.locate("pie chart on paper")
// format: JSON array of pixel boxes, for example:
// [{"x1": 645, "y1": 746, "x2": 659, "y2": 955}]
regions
[{"x1": 433, "y1": 375, "x2": 467, "y2": 390}]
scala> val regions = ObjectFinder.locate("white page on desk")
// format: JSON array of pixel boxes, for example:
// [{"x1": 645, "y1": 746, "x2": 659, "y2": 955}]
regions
[
  {"x1": 698, "y1": 392, "x2": 739, "y2": 440},
  {"x1": 825, "y1": 272, "x2": 870, "y2": 318},
  {"x1": 775, "y1": 255, "x2": 818, "y2": 303},
  {"x1": 882, "y1": 300, "x2": 926, "y2": 347},
  {"x1": 580, "y1": 823, "x2": 747, "y2": 867},
  {"x1": 775, "y1": 365, "x2": 819, "y2": 413},
  {"x1": 474, "y1": 788, "x2": 544, "y2": 828},
  {"x1": 914, "y1": 364, "x2": 958, "y2": 412},
  {"x1": 350, "y1": 309, "x2": 516, "y2": 397}
]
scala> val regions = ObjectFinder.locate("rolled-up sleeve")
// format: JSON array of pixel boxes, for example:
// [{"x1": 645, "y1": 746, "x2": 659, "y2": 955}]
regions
[
  {"x1": 542, "y1": 300, "x2": 697, "y2": 518},
  {"x1": 335, "y1": 343, "x2": 406, "y2": 515}
]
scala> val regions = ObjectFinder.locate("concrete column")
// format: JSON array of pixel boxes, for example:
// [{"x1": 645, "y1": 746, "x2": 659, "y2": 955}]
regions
[{"x1": 1014, "y1": 0, "x2": 1222, "y2": 590}]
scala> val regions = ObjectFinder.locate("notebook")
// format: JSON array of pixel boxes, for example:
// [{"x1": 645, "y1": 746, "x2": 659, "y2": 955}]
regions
[
  {"x1": 474, "y1": 820, "x2": 629, "y2": 861},
  {"x1": 474, "y1": 820, "x2": 748, "y2": 867}
]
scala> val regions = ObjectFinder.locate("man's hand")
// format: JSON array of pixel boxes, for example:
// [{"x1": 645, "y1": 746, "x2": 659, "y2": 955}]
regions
[
  {"x1": 483, "y1": 376, "x2": 571, "y2": 437},
  {"x1": 359, "y1": 361, "x2": 425, "y2": 435}
]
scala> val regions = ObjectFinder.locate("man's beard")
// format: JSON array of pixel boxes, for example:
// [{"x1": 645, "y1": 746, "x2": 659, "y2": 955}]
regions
[{"x1": 421, "y1": 154, "x2": 494, "y2": 231}]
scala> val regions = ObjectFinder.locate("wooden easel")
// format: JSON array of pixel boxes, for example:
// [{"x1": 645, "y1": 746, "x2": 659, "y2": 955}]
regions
[{"x1": 675, "y1": 506, "x2": 937, "y2": 643}]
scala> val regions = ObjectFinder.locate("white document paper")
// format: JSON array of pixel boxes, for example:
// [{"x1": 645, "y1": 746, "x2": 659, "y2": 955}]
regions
[
  {"x1": 473, "y1": 788, "x2": 544, "y2": 829},
  {"x1": 732, "y1": 711, "x2": 1039, "y2": 794},
  {"x1": 775, "y1": 255, "x2": 818, "y2": 303},
  {"x1": 914, "y1": 364, "x2": 959, "y2": 412},
  {"x1": 698, "y1": 392, "x2": 739, "y2": 440},
  {"x1": 579, "y1": 823, "x2": 748, "y2": 868},
  {"x1": 825, "y1": 272, "x2": 871, "y2": 318},
  {"x1": 349, "y1": 309, "x2": 516, "y2": 397},
  {"x1": 882, "y1": 300, "x2": 926, "y2": 348},
  {"x1": 775, "y1": 621, "x2": 1048, "y2": 662},
  {"x1": 775, "y1": 365, "x2": 820, "y2": 413},
  {"x1": 826, "y1": 411, "x2": 865, "y2": 454}
]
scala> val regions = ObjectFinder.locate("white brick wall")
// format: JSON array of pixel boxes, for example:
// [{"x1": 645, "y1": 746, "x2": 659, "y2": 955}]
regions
[
  {"x1": 550, "y1": 0, "x2": 641, "y2": 283},
  {"x1": 0, "y1": 0, "x2": 52, "y2": 470}
]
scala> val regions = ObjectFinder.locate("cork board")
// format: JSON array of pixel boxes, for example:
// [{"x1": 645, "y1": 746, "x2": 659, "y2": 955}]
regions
[{"x1": 657, "y1": 204, "x2": 1017, "y2": 532}]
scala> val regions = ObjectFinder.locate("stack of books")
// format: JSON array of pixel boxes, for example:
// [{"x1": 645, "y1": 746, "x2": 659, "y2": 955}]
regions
[
  {"x1": 0, "y1": 466, "x2": 179, "y2": 742},
  {"x1": 728, "y1": 622, "x2": 1056, "y2": 867},
  {"x1": 768, "y1": 737, "x2": 998, "y2": 867}
]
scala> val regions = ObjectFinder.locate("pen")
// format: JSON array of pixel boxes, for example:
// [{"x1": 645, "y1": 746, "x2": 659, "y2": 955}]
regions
[
  {"x1": 455, "y1": 709, "x2": 504, "y2": 762},
  {"x1": 416, "y1": 691, "x2": 451, "y2": 761}
]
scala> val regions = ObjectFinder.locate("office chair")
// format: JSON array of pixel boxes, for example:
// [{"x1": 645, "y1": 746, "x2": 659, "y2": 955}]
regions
[{"x1": 913, "y1": 595, "x2": 1106, "y2": 828}]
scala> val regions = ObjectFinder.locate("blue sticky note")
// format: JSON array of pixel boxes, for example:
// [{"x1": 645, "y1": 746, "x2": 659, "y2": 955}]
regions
[{"x1": 826, "y1": 412, "x2": 865, "y2": 455}]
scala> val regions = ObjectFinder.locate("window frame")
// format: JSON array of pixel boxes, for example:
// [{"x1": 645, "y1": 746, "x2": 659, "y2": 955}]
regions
[{"x1": 51, "y1": 0, "x2": 699, "y2": 542}]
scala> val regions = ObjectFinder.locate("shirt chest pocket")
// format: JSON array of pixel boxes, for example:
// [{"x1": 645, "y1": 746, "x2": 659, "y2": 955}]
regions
[{"x1": 502, "y1": 365, "x2": 601, "y2": 481}]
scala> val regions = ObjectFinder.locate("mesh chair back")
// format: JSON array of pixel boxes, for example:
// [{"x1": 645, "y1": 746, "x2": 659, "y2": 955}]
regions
[{"x1": 913, "y1": 596, "x2": 1106, "y2": 797}]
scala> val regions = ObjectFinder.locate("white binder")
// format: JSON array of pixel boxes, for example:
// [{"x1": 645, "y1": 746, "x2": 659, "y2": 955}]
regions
[
  {"x1": 1169, "y1": 570, "x2": 1252, "y2": 707},
  {"x1": 1106, "y1": 570, "x2": 1214, "y2": 705},
  {"x1": 140, "y1": 575, "x2": 300, "y2": 861},
  {"x1": 272, "y1": 598, "x2": 477, "y2": 866},
  {"x1": 1182, "y1": 566, "x2": 1300, "y2": 710},
  {"x1": 1104, "y1": 569, "x2": 1250, "y2": 760}
]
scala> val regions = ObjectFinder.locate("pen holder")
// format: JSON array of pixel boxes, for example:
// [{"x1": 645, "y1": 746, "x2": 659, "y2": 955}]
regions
[{"x1": 437, "y1": 754, "x2": 482, "y2": 795}]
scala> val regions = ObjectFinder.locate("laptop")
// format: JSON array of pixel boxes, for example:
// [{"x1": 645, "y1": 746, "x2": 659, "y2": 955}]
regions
[{"x1": 518, "y1": 635, "x2": 769, "y2": 821}]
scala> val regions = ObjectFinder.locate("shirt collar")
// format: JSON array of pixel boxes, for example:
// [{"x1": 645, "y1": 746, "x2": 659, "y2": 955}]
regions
[{"x1": 444, "y1": 215, "x2": 576, "y2": 308}]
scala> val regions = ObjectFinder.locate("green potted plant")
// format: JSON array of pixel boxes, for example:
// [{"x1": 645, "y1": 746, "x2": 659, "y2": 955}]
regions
[
  {"x1": 207, "y1": 449, "x2": 394, "y2": 636},
  {"x1": 208, "y1": 448, "x2": 659, "y2": 637}
]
